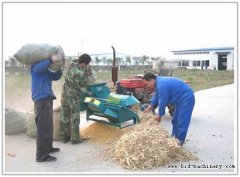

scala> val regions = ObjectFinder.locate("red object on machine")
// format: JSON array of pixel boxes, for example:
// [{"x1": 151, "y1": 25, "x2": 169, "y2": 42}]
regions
[
  {"x1": 120, "y1": 77, "x2": 190, "y2": 89},
  {"x1": 119, "y1": 78, "x2": 146, "y2": 89}
]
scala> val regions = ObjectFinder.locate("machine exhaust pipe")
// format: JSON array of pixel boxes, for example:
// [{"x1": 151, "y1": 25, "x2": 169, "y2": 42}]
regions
[{"x1": 111, "y1": 46, "x2": 118, "y2": 85}]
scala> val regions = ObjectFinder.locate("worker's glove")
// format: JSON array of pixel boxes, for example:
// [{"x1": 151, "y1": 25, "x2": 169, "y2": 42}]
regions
[
  {"x1": 86, "y1": 65, "x2": 97, "y2": 84},
  {"x1": 143, "y1": 104, "x2": 152, "y2": 113}
]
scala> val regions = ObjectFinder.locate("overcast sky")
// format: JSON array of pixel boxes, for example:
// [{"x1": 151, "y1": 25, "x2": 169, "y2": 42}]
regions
[{"x1": 3, "y1": 2, "x2": 237, "y2": 60}]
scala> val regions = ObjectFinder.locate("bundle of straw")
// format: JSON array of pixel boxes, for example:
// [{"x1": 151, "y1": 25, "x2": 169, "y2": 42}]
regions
[{"x1": 114, "y1": 113, "x2": 197, "y2": 170}]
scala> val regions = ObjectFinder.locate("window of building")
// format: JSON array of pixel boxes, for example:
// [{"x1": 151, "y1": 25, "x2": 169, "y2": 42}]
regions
[
  {"x1": 197, "y1": 61, "x2": 200, "y2": 66},
  {"x1": 206, "y1": 60, "x2": 209, "y2": 66},
  {"x1": 182, "y1": 61, "x2": 189, "y2": 66},
  {"x1": 193, "y1": 61, "x2": 197, "y2": 66}
]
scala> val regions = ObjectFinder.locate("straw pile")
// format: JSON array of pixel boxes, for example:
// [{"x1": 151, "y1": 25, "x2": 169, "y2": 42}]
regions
[
  {"x1": 113, "y1": 113, "x2": 197, "y2": 170},
  {"x1": 80, "y1": 110, "x2": 197, "y2": 170}
]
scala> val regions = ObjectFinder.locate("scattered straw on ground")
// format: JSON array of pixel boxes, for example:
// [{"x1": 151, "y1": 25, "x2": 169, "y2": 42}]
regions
[
  {"x1": 80, "y1": 105, "x2": 139, "y2": 145},
  {"x1": 113, "y1": 113, "x2": 198, "y2": 170},
  {"x1": 80, "y1": 122, "x2": 131, "y2": 145}
]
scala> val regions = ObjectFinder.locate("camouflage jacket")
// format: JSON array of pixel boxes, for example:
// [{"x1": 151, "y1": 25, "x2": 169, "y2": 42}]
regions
[
  {"x1": 63, "y1": 65, "x2": 88, "y2": 97},
  {"x1": 65, "y1": 59, "x2": 97, "y2": 85}
]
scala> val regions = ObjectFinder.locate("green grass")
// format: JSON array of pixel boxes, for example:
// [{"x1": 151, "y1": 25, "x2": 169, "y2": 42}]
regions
[
  {"x1": 96, "y1": 69, "x2": 234, "y2": 92},
  {"x1": 172, "y1": 69, "x2": 234, "y2": 91},
  {"x1": 5, "y1": 69, "x2": 234, "y2": 105},
  {"x1": 5, "y1": 73, "x2": 32, "y2": 99}
]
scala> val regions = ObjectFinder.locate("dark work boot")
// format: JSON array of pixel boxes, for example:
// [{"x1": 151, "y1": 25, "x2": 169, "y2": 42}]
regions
[
  {"x1": 71, "y1": 137, "x2": 89, "y2": 145},
  {"x1": 63, "y1": 136, "x2": 71, "y2": 143},
  {"x1": 48, "y1": 147, "x2": 60, "y2": 153},
  {"x1": 36, "y1": 138, "x2": 51, "y2": 162},
  {"x1": 46, "y1": 138, "x2": 60, "y2": 153},
  {"x1": 36, "y1": 155, "x2": 57, "y2": 162}
]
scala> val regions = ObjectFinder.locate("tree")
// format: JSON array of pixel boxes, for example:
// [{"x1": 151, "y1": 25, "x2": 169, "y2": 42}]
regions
[
  {"x1": 102, "y1": 56, "x2": 107, "y2": 66},
  {"x1": 151, "y1": 56, "x2": 166, "y2": 69},
  {"x1": 106, "y1": 58, "x2": 113, "y2": 66},
  {"x1": 125, "y1": 56, "x2": 131, "y2": 66},
  {"x1": 94, "y1": 56, "x2": 101, "y2": 65},
  {"x1": 9, "y1": 56, "x2": 17, "y2": 67},
  {"x1": 141, "y1": 55, "x2": 149, "y2": 66},
  {"x1": 116, "y1": 57, "x2": 123, "y2": 66},
  {"x1": 5, "y1": 60, "x2": 10, "y2": 67},
  {"x1": 132, "y1": 57, "x2": 140, "y2": 65}
]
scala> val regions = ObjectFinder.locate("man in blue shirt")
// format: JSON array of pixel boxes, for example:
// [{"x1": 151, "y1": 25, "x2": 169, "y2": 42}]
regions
[
  {"x1": 143, "y1": 72, "x2": 195, "y2": 146},
  {"x1": 31, "y1": 54, "x2": 63, "y2": 162}
]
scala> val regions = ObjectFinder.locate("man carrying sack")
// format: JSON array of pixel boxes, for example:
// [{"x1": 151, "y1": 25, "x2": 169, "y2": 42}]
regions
[{"x1": 31, "y1": 54, "x2": 63, "y2": 162}]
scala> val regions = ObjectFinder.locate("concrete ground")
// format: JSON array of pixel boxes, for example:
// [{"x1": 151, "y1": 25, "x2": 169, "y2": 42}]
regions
[{"x1": 4, "y1": 84, "x2": 236, "y2": 174}]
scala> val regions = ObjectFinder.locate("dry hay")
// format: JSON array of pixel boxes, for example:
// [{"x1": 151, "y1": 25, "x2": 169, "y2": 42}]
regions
[
  {"x1": 113, "y1": 113, "x2": 197, "y2": 170},
  {"x1": 80, "y1": 111, "x2": 197, "y2": 170},
  {"x1": 130, "y1": 104, "x2": 140, "y2": 114},
  {"x1": 81, "y1": 122, "x2": 131, "y2": 145}
]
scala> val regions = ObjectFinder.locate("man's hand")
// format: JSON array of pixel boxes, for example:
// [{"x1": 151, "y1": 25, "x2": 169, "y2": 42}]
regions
[
  {"x1": 155, "y1": 115, "x2": 161, "y2": 122},
  {"x1": 51, "y1": 54, "x2": 62, "y2": 63},
  {"x1": 143, "y1": 105, "x2": 152, "y2": 113},
  {"x1": 86, "y1": 65, "x2": 92, "y2": 76}
]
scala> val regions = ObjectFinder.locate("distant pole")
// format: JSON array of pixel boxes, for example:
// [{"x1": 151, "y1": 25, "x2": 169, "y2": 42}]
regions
[{"x1": 81, "y1": 38, "x2": 84, "y2": 53}]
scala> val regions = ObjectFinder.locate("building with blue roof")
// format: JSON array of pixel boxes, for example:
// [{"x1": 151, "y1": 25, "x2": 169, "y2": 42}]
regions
[{"x1": 170, "y1": 47, "x2": 234, "y2": 70}]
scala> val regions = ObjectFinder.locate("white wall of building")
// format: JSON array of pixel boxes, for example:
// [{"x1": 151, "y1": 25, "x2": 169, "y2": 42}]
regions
[
  {"x1": 227, "y1": 53, "x2": 234, "y2": 70},
  {"x1": 171, "y1": 49, "x2": 234, "y2": 70},
  {"x1": 210, "y1": 52, "x2": 218, "y2": 70},
  {"x1": 172, "y1": 53, "x2": 211, "y2": 61}
]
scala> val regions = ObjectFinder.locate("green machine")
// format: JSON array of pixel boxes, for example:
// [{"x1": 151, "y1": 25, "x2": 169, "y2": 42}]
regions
[{"x1": 83, "y1": 83, "x2": 140, "y2": 128}]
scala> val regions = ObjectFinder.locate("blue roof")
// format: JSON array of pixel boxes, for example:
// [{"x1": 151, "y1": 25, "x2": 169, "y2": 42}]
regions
[{"x1": 172, "y1": 47, "x2": 234, "y2": 53}]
